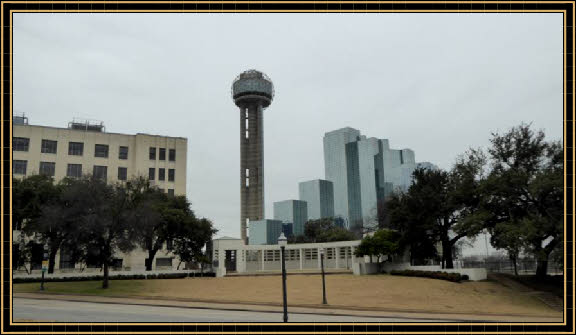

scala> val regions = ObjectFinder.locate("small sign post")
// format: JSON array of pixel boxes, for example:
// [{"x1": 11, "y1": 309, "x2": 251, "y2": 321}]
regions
[{"x1": 40, "y1": 247, "x2": 48, "y2": 291}]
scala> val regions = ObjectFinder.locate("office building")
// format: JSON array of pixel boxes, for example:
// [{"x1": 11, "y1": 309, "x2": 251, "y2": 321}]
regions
[
  {"x1": 324, "y1": 127, "x2": 435, "y2": 232},
  {"x1": 12, "y1": 116, "x2": 188, "y2": 274},
  {"x1": 232, "y1": 70, "x2": 275, "y2": 244},
  {"x1": 13, "y1": 118, "x2": 187, "y2": 195},
  {"x1": 323, "y1": 127, "x2": 363, "y2": 230},
  {"x1": 249, "y1": 219, "x2": 283, "y2": 245},
  {"x1": 298, "y1": 179, "x2": 334, "y2": 220},
  {"x1": 273, "y1": 200, "x2": 308, "y2": 236}
]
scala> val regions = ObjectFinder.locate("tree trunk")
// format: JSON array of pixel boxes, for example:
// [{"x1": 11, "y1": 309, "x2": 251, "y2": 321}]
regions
[
  {"x1": 146, "y1": 249, "x2": 158, "y2": 271},
  {"x1": 48, "y1": 246, "x2": 59, "y2": 274},
  {"x1": 443, "y1": 242, "x2": 454, "y2": 269},
  {"x1": 536, "y1": 258, "x2": 548, "y2": 278},
  {"x1": 102, "y1": 262, "x2": 109, "y2": 289},
  {"x1": 510, "y1": 255, "x2": 518, "y2": 276}
]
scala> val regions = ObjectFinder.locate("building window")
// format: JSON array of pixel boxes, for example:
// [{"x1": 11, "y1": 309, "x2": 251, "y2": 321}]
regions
[
  {"x1": 264, "y1": 250, "x2": 281, "y2": 262},
  {"x1": 158, "y1": 168, "x2": 165, "y2": 181},
  {"x1": 41, "y1": 140, "x2": 57, "y2": 154},
  {"x1": 13, "y1": 137, "x2": 29, "y2": 152},
  {"x1": 168, "y1": 169, "x2": 175, "y2": 182},
  {"x1": 156, "y1": 258, "x2": 173, "y2": 267},
  {"x1": 149, "y1": 168, "x2": 155, "y2": 180},
  {"x1": 149, "y1": 147, "x2": 156, "y2": 160},
  {"x1": 119, "y1": 146, "x2": 128, "y2": 160},
  {"x1": 159, "y1": 148, "x2": 166, "y2": 161},
  {"x1": 39, "y1": 162, "x2": 55, "y2": 176},
  {"x1": 167, "y1": 189, "x2": 174, "y2": 196},
  {"x1": 94, "y1": 144, "x2": 109, "y2": 158},
  {"x1": 111, "y1": 258, "x2": 123, "y2": 270},
  {"x1": 13, "y1": 160, "x2": 27, "y2": 175},
  {"x1": 66, "y1": 164, "x2": 82, "y2": 178},
  {"x1": 169, "y1": 149, "x2": 176, "y2": 161},
  {"x1": 118, "y1": 167, "x2": 127, "y2": 181},
  {"x1": 68, "y1": 142, "x2": 84, "y2": 156},
  {"x1": 305, "y1": 248, "x2": 318, "y2": 260},
  {"x1": 86, "y1": 247, "x2": 101, "y2": 268},
  {"x1": 93, "y1": 165, "x2": 107, "y2": 180}
]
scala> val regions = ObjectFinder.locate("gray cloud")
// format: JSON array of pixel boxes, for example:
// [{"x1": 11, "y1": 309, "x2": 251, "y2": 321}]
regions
[{"x1": 14, "y1": 13, "x2": 562, "y2": 241}]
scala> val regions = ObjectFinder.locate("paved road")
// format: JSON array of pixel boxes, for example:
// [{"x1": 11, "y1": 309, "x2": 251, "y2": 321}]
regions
[{"x1": 13, "y1": 298, "x2": 454, "y2": 323}]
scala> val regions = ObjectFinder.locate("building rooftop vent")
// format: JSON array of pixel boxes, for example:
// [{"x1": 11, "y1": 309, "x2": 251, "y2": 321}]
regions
[
  {"x1": 68, "y1": 118, "x2": 105, "y2": 132},
  {"x1": 13, "y1": 113, "x2": 28, "y2": 125}
]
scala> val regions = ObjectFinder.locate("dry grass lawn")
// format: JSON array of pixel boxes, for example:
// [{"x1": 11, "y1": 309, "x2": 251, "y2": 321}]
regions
[{"x1": 15, "y1": 274, "x2": 559, "y2": 316}]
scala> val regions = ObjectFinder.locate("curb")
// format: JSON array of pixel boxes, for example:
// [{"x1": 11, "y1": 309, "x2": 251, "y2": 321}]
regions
[{"x1": 13, "y1": 292, "x2": 563, "y2": 323}]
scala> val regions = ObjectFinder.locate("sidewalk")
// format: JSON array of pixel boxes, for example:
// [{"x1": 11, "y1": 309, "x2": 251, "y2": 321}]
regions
[{"x1": 14, "y1": 292, "x2": 563, "y2": 323}]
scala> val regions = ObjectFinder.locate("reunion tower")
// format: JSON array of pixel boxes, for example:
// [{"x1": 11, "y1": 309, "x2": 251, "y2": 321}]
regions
[{"x1": 232, "y1": 70, "x2": 275, "y2": 244}]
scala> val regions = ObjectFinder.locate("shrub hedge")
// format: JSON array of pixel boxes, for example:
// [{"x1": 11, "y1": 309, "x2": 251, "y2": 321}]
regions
[
  {"x1": 389, "y1": 269, "x2": 467, "y2": 283},
  {"x1": 13, "y1": 272, "x2": 215, "y2": 283}
]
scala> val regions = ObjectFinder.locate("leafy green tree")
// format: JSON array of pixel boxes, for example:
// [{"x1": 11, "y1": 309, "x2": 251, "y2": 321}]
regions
[
  {"x1": 483, "y1": 124, "x2": 562, "y2": 277},
  {"x1": 172, "y1": 217, "x2": 217, "y2": 270},
  {"x1": 355, "y1": 229, "x2": 401, "y2": 264},
  {"x1": 490, "y1": 223, "x2": 525, "y2": 276},
  {"x1": 73, "y1": 177, "x2": 139, "y2": 288},
  {"x1": 15, "y1": 175, "x2": 63, "y2": 273},
  {"x1": 384, "y1": 191, "x2": 438, "y2": 265},
  {"x1": 13, "y1": 175, "x2": 60, "y2": 231},
  {"x1": 385, "y1": 150, "x2": 487, "y2": 269},
  {"x1": 126, "y1": 177, "x2": 170, "y2": 271}
]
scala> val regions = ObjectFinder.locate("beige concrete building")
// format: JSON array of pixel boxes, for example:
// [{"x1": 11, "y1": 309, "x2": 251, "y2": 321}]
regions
[
  {"x1": 13, "y1": 118, "x2": 187, "y2": 195},
  {"x1": 12, "y1": 117, "x2": 189, "y2": 274}
]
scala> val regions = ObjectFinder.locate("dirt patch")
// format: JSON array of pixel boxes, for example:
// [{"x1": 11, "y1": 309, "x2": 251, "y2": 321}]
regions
[{"x1": 135, "y1": 274, "x2": 558, "y2": 316}]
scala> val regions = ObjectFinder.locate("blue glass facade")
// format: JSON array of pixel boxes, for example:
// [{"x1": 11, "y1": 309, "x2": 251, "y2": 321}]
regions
[
  {"x1": 298, "y1": 179, "x2": 334, "y2": 220},
  {"x1": 273, "y1": 200, "x2": 308, "y2": 236},
  {"x1": 249, "y1": 219, "x2": 283, "y2": 245},
  {"x1": 324, "y1": 127, "x2": 437, "y2": 232}
]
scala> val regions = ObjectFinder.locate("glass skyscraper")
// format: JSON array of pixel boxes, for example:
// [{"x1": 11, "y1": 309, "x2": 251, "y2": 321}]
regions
[
  {"x1": 273, "y1": 200, "x2": 308, "y2": 236},
  {"x1": 323, "y1": 127, "x2": 363, "y2": 230},
  {"x1": 323, "y1": 127, "x2": 437, "y2": 233},
  {"x1": 249, "y1": 219, "x2": 283, "y2": 245},
  {"x1": 298, "y1": 179, "x2": 334, "y2": 221}
]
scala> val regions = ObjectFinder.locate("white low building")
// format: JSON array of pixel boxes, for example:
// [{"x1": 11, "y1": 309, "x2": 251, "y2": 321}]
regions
[
  {"x1": 211, "y1": 237, "x2": 487, "y2": 280},
  {"x1": 212, "y1": 237, "x2": 361, "y2": 277}
]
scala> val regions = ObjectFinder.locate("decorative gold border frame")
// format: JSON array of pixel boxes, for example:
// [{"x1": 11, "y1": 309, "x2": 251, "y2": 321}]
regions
[{"x1": 1, "y1": 1, "x2": 573, "y2": 334}]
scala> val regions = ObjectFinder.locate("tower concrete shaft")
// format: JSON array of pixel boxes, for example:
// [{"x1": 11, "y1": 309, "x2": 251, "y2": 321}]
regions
[{"x1": 240, "y1": 103, "x2": 265, "y2": 243}]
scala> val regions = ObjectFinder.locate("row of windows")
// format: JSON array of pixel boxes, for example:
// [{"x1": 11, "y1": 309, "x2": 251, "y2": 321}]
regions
[
  {"x1": 149, "y1": 147, "x2": 176, "y2": 161},
  {"x1": 148, "y1": 167, "x2": 175, "y2": 182},
  {"x1": 14, "y1": 138, "x2": 178, "y2": 163},
  {"x1": 13, "y1": 161, "x2": 175, "y2": 194},
  {"x1": 14, "y1": 137, "x2": 131, "y2": 160}
]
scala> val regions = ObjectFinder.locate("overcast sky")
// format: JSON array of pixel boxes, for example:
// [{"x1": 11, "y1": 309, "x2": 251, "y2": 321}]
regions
[{"x1": 14, "y1": 13, "x2": 562, "y2": 255}]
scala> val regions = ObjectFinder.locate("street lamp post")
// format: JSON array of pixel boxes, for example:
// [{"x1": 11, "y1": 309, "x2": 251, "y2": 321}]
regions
[
  {"x1": 278, "y1": 232, "x2": 288, "y2": 323},
  {"x1": 40, "y1": 244, "x2": 49, "y2": 291},
  {"x1": 319, "y1": 247, "x2": 327, "y2": 305}
]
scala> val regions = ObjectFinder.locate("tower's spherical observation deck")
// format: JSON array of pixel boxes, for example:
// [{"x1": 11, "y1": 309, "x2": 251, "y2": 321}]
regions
[{"x1": 232, "y1": 70, "x2": 274, "y2": 108}]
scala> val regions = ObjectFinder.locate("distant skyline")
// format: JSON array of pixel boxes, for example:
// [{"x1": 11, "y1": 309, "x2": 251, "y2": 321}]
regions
[{"x1": 14, "y1": 13, "x2": 562, "y2": 255}]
